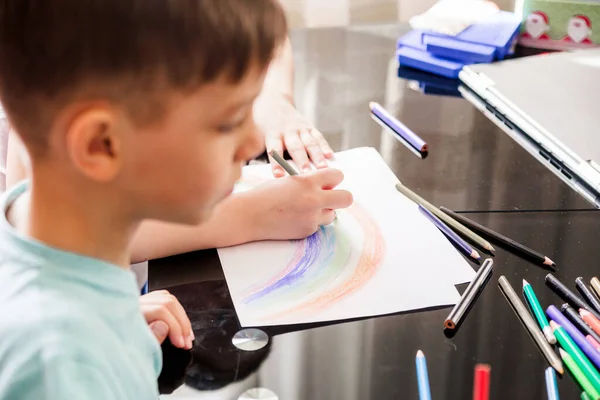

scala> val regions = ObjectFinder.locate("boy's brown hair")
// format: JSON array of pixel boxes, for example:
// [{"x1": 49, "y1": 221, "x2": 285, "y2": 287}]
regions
[{"x1": 0, "y1": 0, "x2": 287, "y2": 155}]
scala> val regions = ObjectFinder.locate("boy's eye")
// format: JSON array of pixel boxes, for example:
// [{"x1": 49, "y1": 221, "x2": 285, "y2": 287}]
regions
[{"x1": 217, "y1": 114, "x2": 247, "y2": 133}]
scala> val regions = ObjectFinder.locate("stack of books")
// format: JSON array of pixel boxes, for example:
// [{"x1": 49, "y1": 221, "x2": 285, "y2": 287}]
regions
[{"x1": 396, "y1": 11, "x2": 522, "y2": 79}]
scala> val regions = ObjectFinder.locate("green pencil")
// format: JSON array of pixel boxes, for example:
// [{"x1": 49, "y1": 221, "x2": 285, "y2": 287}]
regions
[
  {"x1": 583, "y1": 392, "x2": 593, "y2": 400},
  {"x1": 560, "y1": 348, "x2": 600, "y2": 400},
  {"x1": 523, "y1": 280, "x2": 557, "y2": 344},
  {"x1": 553, "y1": 322, "x2": 600, "y2": 395}
]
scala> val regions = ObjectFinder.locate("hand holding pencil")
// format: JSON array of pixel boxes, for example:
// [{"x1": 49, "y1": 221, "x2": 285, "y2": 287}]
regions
[{"x1": 269, "y1": 150, "x2": 352, "y2": 222}]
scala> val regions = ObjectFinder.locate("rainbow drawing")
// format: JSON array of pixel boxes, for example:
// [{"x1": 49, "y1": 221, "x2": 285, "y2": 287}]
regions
[{"x1": 239, "y1": 201, "x2": 386, "y2": 323}]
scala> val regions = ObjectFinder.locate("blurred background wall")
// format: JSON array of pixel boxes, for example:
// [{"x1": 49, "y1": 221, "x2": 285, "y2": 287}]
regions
[{"x1": 280, "y1": 0, "x2": 516, "y2": 28}]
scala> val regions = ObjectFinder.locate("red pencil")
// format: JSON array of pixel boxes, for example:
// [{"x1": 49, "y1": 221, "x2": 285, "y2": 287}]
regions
[{"x1": 473, "y1": 364, "x2": 491, "y2": 400}]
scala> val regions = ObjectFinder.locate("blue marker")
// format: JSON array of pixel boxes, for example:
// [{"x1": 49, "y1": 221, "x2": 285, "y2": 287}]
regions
[{"x1": 416, "y1": 350, "x2": 432, "y2": 400}]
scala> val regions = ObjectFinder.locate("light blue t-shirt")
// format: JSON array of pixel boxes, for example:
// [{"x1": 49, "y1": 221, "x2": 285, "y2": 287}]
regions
[{"x1": 0, "y1": 182, "x2": 162, "y2": 399}]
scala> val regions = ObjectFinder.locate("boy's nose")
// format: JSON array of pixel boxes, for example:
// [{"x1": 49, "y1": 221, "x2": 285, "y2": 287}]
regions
[{"x1": 238, "y1": 121, "x2": 265, "y2": 162}]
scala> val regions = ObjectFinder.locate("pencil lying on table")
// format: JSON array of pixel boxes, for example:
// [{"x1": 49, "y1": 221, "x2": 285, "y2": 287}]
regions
[
  {"x1": 523, "y1": 280, "x2": 557, "y2": 344},
  {"x1": 546, "y1": 274, "x2": 600, "y2": 321},
  {"x1": 415, "y1": 350, "x2": 432, "y2": 400},
  {"x1": 369, "y1": 102, "x2": 428, "y2": 156},
  {"x1": 576, "y1": 277, "x2": 600, "y2": 314},
  {"x1": 473, "y1": 364, "x2": 491, "y2": 400},
  {"x1": 559, "y1": 348, "x2": 600, "y2": 400},
  {"x1": 549, "y1": 320, "x2": 600, "y2": 393},
  {"x1": 418, "y1": 205, "x2": 480, "y2": 261},
  {"x1": 439, "y1": 207, "x2": 555, "y2": 268},
  {"x1": 395, "y1": 183, "x2": 495, "y2": 253},
  {"x1": 545, "y1": 367, "x2": 559, "y2": 400},
  {"x1": 444, "y1": 259, "x2": 493, "y2": 330},
  {"x1": 591, "y1": 278, "x2": 600, "y2": 299},
  {"x1": 546, "y1": 305, "x2": 600, "y2": 370},
  {"x1": 562, "y1": 304, "x2": 600, "y2": 345},
  {"x1": 498, "y1": 276, "x2": 564, "y2": 375}
]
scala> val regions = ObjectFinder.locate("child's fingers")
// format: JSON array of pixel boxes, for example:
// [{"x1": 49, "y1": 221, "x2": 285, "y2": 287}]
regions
[
  {"x1": 143, "y1": 304, "x2": 189, "y2": 349},
  {"x1": 149, "y1": 320, "x2": 170, "y2": 345},
  {"x1": 162, "y1": 295, "x2": 193, "y2": 345}
]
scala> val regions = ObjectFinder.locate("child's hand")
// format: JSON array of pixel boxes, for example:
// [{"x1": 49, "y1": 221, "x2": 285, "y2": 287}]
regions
[
  {"x1": 139, "y1": 290, "x2": 193, "y2": 350},
  {"x1": 257, "y1": 95, "x2": 334, "y2": 177},
  {"x1": 242, "y1": 168, "x2": 353, "y2": 240}
]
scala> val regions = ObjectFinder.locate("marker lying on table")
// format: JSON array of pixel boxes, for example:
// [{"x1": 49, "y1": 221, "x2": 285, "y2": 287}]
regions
[
  {"x1": 444, "y1": 259, "x2": 493, "y2": 330},
  {"x1": 369, "y1": 102, "x2": 428, "y2": 157},
  {"x1": 269, "y1": 150, "x2": 337, "y2": 219},
  {"x1": 415, "y1": 350, "x2": 432, "y2": 400},
  {"x1": 419, "y1": 205, "x2": 480, "y2": 261},
  {"x1": 395, "y1": 182, "x2": 495, "y2": 254},
  {"x1": 498, "y1": 276, "x2": 564, "y2": 374},
  {"x1": 439, "y1": 207, "x2": 555, "y2": 268},
  {"x1": 523, "y1": 280, "x2": 557, "y2": 344}
]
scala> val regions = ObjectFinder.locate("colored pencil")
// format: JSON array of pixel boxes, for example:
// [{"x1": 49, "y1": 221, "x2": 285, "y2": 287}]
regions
[
  {"x1": 369, "y1": 102, "x2": 428, "y2": 154},
  {"x1": 498, "y1": 276, "x2": 564, "y2": 374},
  {"x1": 559, "y1": 349, "x2": 600, "y2": 400},
  {"x1": 545, "y1": 274, "x2": 600, "y2": 320},
  {"x1": 270, "y1": 150, "x2": 337, "y2": 219},
  {"x1": 547, "y1": 305, "x2": 600, "y2": 370},
  {"x1": 416, "y1": 350, "x2": 432, "y2": 400},
  {"x1": 562, "y1": 304, "x2": 600, "y2": 344},
  {"x1": 545, "y1": 367, "x2": 560, "y2": 400},
  {"x1": 582, "y1": 392, "x2": 593, "y2": 400},
  {"x1": 550, "y1": 321, "x2": 600, "y2": 393},
  {"x1": 269, "y1": 150, "x2": 299, "y2": 176},
  {"x1": 577, "y1": 278, "x2": 600, "y2": 314},
  {"x1": 419, "y1": 205, "x2": 480, "y2": 261},
  {"x1": 395, "y1": 183, "x2": 495, "y2": 253},
  {"x1": 523, "y1": 279, "x2": 557, "y2": 344},
  {"x1": 473, "y1": 364, "x2": 490, "y2": 400},
  {"x1": 592, "y1": 278, "x2": 600, "y2": 299},
  {"x1": 586, "y1": 335, "x2": 600, "y2": 352},
  {"x1": 439, "y1": 206, "x2": 555, "y2": 267},
  {"x1": 581, "y1": 310, "x2": 600, "y2": 337},
  {"x1": 444, "y1": 259, "x2": 494, "y2": 330}
]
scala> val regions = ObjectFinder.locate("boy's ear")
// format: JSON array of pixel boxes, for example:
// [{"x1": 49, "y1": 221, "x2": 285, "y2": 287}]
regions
[{"x1": 65, "y1": 108, "x2": 123, "y2": 182}]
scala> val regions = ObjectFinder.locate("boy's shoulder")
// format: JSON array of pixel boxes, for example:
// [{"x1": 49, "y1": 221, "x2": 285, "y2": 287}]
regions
[{"x1": 0, "y1": 302, "x2": 114, "y2": 400}]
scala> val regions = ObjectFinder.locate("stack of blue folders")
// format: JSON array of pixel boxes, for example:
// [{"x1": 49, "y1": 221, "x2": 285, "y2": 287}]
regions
[{"x1": 397, "y1": 11, "x2": 522, "y2": 79}]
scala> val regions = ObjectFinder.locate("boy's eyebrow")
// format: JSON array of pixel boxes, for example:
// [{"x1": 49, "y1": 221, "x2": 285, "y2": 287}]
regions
[{"x1": 223, "y1": 91, "x2": 263, "y2": 113}]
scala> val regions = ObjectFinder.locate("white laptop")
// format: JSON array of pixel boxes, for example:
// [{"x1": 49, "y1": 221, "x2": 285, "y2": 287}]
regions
[{"x1": 459, "y1": 48, "x2": 600, "y2": 208}]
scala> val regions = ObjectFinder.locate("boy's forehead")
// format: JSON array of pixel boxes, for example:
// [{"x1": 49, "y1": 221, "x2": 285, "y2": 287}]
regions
[{"x1": 196, "y1": 66, "x2": 267, "y2": 105}]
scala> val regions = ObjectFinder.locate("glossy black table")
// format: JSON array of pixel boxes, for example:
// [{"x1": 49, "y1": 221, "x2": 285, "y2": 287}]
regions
[{"x1": 150, "y1": 24, "x2": 600, "y2": 399}]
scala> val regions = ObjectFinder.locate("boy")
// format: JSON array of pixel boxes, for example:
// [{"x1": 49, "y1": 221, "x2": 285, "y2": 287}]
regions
[
  {"x1": 5, "y1": 29, "x2": 353, "y2": 262},
  {"x1": 0, "y1": 0, "x2": 299, "y2": 398}
]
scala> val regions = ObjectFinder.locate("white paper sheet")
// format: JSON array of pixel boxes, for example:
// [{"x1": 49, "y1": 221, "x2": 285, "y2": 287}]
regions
[{"x1": 218, "y1": 147, "x2": 476, "y2": 327}]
